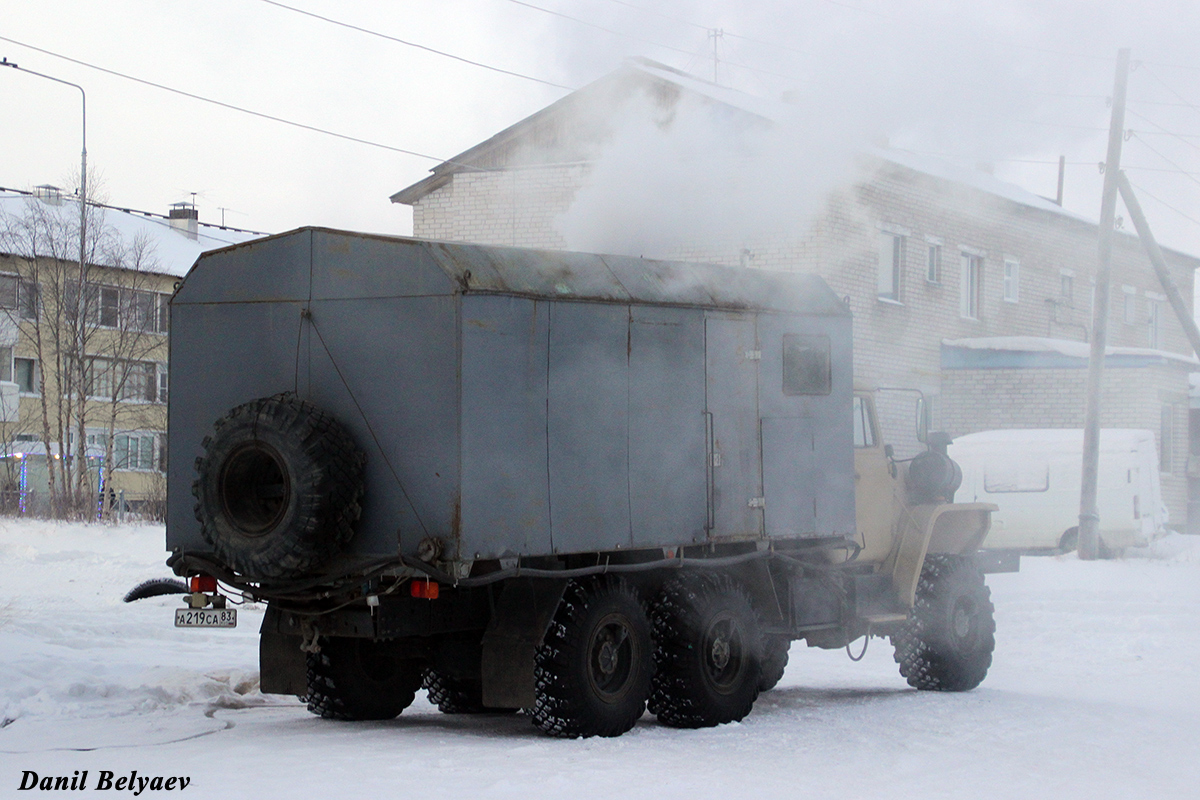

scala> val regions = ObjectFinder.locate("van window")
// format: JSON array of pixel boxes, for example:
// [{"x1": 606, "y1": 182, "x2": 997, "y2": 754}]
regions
[
  {"x1": 783, "y1": 334, "x2": 831, "y2": 396},
  {"x1": 853, "y1": 395, "x2": 875, "y2": 448},
  {"x1": 984, "y1": 464, "x2": 1049, "y2": 493}
]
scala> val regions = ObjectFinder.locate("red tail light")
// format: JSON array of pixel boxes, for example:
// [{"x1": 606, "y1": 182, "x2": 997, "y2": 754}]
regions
[
  {"x1": 190, "y1": 575, "x2": 218, "y2": 593},
  {"x1": 410, "y1": 579, "x2": 440, "y2": 600}
]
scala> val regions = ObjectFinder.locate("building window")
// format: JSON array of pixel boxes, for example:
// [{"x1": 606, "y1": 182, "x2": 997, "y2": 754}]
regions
[
  {"x1": 1003, "y1": 259, "x2": 1019, "y2": 303},
  {"x1": 926, "y1": 243, "x2": 942, "y2": 284},
  {"x1": 783, "y1": 334, "x2": 831, "y2": 396},
  {"x1": 87, "y1": 285, "x2": 169, "y2": 333},
  {"x1": 0, "y1": 274, "x2": 17, "y2": 310},
  {"x1": 15, "y1": 358, "x2": 38, "y2": 394},
  {"x1": 1123, "y1": 288, "x2": 1137, "y2": 324},
  {"x1": 960, "y1": 253, "x2": 982, "y2": 319},
  {"x1": 878, "y1": 232, "x2": 905, "y2": 302},
  {"x1": 158, "y1": 364, "x2": 168, "y2": 405},
  {"x1": 1161, "y1": 404, "x2": 1175, "y2": 473},
  {"x1": 1060, "y1": 273, "x2": 1074, "y2": 307},
  {"x1": 85, "y1": 358, "x2": 159, "y2": 402},
  {"x1": 114, "y1": 432, "x2": 158, "y2": 471},
  {"x1": 1147, "y1": 299, "x2": 1163, "y2": 349},
  {"x1": 852, "y1": 395, "x2": 876, "y2": 448},
  {"x1": 18, "y1": 279, "x2": 38, "y2": 321}
]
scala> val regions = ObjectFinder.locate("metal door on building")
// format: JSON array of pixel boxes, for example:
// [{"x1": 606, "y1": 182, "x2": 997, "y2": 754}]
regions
[{"x1": 705, "y1": 313, "x2": 763, "y2": 539}]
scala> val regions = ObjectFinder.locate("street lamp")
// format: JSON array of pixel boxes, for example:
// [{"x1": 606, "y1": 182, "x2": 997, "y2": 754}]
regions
[
  {"x1": 2, "y1": 56, "x2": 89, "y2": 494},
  {"x1": 1, "y1": 57, "x2": 88, "y2": 284}
]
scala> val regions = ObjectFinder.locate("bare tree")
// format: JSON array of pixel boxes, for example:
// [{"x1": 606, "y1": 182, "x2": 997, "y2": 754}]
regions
[{"x1": 0, "y1": 179, "x2": 166, "y2": 519}]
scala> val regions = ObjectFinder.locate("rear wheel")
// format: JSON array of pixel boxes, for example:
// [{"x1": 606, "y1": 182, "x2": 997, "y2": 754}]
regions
[
  {"x1": 528, "y1": 577, "x2": 652, "y2": 738},
  {"x1": 422, "y1": 669, "x2": 517, "y2": 715},
  {"x1": 305, "y1": 637, "x2": 423, "y2": 720},
  {"x1": 758, "y1": 635, "x2": 790, "y2": 691},
  {"x1": 649, "y1": 574, "x2": 763, "y2": 728},
  {"x1": 891, "y1": 555, "x2": 995, "y2": 692}
]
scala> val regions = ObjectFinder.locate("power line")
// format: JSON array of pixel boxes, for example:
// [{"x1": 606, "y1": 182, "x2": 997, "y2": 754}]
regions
[
  {"x1": 1127, "y1": 107, "x2": 1200, "y2": 154},
  {"x1": 0, "y1": 34, "x2": 452, "y2": 165},
  {"x1": 1126, "y1": 179, "x2": 1200, "y2": 228},
  {"x1": 1128, "y1": 133, "x2": 1200, "y2": 191},
  {"x1": 504, "y1": 0, "x2": 695, "y2": 57},
  {"x1": 1140, "y1": 64, "x2": 1200, "y2": 121},
  {"x1": 256, "y1": 0, "x2": 575, "y2": 91},
  {"x1": 502, "y1": 0, "x2": 790, "y2": 81}
]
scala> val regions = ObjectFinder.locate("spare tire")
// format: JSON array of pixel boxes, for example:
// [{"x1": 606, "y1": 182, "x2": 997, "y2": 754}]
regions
[{"x1": 192, "y1": 393, "x2": 365, "y2": 581}]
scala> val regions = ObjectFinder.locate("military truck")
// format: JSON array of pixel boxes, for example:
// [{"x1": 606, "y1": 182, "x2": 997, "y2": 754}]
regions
[{"x1": 167, "y1": 229, "x2": 1002, "y2": 738}]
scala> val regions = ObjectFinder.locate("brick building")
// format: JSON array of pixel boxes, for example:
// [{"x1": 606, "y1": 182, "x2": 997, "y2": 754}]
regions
[{"x1": 391, "y1": 59, "x2": 1200, "y2": 529}]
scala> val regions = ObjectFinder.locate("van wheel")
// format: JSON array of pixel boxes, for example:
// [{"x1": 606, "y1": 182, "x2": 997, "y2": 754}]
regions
[
  {"x1": 528, "y1": 577, "x2": 652, "y2": 738},
  {"x1": 192, "y1": 393, "x2": 365, "y2": 581},
  {"x1": 892, "y1": 555, "x2": 994, "y2": 692},
  {"x1": 1059, "y1": 527, "x2": 1079, "y2": 553},
  {"x1": 305, "y1": 637, "x2": 424, "y2": 720},
  {"x1": 649, "y1": 574, "x2": 762, "y2": 727}
]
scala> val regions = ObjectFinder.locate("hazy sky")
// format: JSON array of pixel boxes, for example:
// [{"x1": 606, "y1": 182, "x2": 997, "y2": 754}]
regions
[{"x1": 3, "y1": 0, "x2": 1200, "y2": 256}]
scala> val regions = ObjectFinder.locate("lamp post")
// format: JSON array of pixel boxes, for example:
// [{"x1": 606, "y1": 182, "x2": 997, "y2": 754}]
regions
[
  {"x1": 2, "y1": 56, "x2": 89, "y2": 508},
  {"x1": 1, "y1": 57, "x2": 87, "y2": 281}
]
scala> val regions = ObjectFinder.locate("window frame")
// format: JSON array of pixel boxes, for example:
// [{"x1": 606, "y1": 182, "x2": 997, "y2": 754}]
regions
[
  {"x1": 960, "y1": 252, "x2": 982, "y2": 320},
  {"x1": 925, "y1": 240, "x2": 942, "y2": 284},
  {"x1": 1002, "y1": 259, "x2": 1020, "y2": 303},
  {"x1": 877, "y1": 231, "x2": 906, "y2": 303}
]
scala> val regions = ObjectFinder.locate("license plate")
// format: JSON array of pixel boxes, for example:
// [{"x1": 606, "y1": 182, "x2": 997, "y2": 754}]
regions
[{"x1": 175, "y1": 607, "x2": 237, "y2": 628}]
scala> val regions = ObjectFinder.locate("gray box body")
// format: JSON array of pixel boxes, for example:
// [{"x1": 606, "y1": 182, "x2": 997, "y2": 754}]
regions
[{"x1": 167, "y1": 229, "x2": 855, "y2": 565}]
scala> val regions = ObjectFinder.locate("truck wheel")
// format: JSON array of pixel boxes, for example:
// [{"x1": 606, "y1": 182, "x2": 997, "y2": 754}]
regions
[
  {"x1": 649, "y1": 574, "x2": 763, "y2": 728},
  {"x1": 1059, "y1": 527, "x2": 1079, "y2": 553},
  {"x1": 528, "y1": 577, "x2": 652, "y2": 738},
  {"x1": 758, "y1": 635, "x2": 790, "y2": 691},
  {"x1": 422, "y1": 669, "x2": 517, "y2": 715},
  {"x1": 305, "y1": 637, "x2": 423, "y2": 720},
  {"x1": 192, "y1": 393, "x2": 365, "y2": 581},
  {"x1": 891, "y1": 555, "x2": 995, "y2": 692}
]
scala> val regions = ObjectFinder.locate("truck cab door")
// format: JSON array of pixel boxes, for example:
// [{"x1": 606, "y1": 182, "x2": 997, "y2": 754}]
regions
[{"x1": 853, "y1": 393, "x2": 900, "y2": 562}]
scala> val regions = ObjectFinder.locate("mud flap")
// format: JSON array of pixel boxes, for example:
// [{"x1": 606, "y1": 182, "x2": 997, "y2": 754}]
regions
[
  {"x1": 480, "y1": 578, "x2": 568, "y2": 709},
  {"x1": 259, "y1": 631, "x2": 307, "y2": 696}
]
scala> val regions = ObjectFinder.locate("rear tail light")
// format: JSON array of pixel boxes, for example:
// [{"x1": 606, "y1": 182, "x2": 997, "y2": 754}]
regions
[
  {"x1": 410, "y1": 579, "x2": 440, "y2": 600},
  {"x1": 190, "y1": 575, "x2": 218, "y2": 593}
]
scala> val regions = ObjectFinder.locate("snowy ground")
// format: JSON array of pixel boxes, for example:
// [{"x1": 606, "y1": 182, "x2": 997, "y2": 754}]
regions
[{"x1": 1, "y1": 520, "x2": 1197, "y2": 799}]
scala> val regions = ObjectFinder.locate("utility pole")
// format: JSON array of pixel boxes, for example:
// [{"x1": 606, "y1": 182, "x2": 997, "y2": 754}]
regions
[
  {"x1": 709, "y1": 29, "x2": 723, "y2": 85},
  {"x1": 1079, "y1": 48, "x2": 1130, "y2": 561},
  {"x1": 1116, "y1": 170, "x2": 1200, "y2": 358}
]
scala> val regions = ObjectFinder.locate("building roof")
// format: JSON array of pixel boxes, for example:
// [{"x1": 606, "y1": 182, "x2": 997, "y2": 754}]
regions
[
  {"x1": 390, "y1": 58, "x2": 1200, "y2": 267},
  {"x1": 0, "y1": 189, "x2": 263, "y2": 278},
  {"x1": 942, "y1": 335, "x2": 1200, "y2": 369}
]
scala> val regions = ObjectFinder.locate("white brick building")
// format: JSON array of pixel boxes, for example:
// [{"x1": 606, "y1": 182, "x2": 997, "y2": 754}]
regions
[{"x1": 392, "y1": 59, "x2": 1200, "y2": 530}]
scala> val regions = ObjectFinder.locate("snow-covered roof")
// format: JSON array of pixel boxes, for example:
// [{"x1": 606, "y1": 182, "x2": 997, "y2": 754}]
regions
[
  {"x1": 0, "y1": 190, "x2": 263, "y2": 278},
  {"x1": 944, "y1": 335, "x2": 1200, "y2": 367},
  {"x1": 951, "y1": 428, "x2": 1155, "y2": 446},
  {"x1": 392, "y1": 58, "x2": 1101, "y2": 231}
]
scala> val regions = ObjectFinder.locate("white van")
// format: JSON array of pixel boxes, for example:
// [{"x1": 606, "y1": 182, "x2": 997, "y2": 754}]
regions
[{"x1": 948, "y1": 429, "x2": 1168, "y2": 555}]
